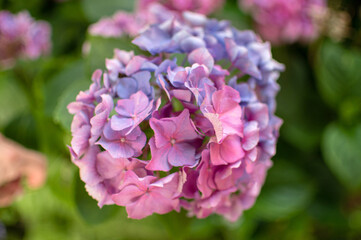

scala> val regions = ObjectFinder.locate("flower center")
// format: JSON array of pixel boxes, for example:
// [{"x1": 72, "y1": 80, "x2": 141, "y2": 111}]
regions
[
  {"x1": 170, "y1": 138, "x2": 176, "y2": 145},
  {"x1": 120, "y1": 137, "x2": 126, "y2": 143}
]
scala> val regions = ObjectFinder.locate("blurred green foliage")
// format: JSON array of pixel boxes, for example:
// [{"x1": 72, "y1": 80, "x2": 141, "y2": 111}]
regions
[{"x1": 0, "y1": 0, "x2": 361, "y2": 239}]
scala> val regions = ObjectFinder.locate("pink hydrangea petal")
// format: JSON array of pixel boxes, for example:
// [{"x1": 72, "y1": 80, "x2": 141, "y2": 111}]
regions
[
  {"x1": 242, "y1": 121, "x2": 260, "y2": 151},
  {"x1": 146, "y1": 138, "x2": 172, "y2": 171},
  {"x1": 210, "y1": 135, "x2": 244, "y2": 165},
  {"x1": 220, "y1": 135, "x2": 244, "y2": 162},
  {"x1": 128, "y1": 130, "x2": 147, "y2": 157},
  {"x1": 98, "y1": 124, "x2": 146, "y2": 158},
  {"x1": 188, "y1": 48, "x2": 214, "y2": 72},
  {"x1": 85, "y1": 183, "x2": 114, "y2": 207},
  {"x1": 96, "y1": 151, "x2": 129, "y2": 179},
  {"x1": 123, "y1": 126, "x2": 143, "y2": 141},
  {"x1": 127, "y1": 159, "x2": 149, "y2": 177},
  {"x1": 112, "y1": 171, "x2": 180, "y2": 219},
  {"x1": 71, "y1": 125, "x2": 91, "y2": 157},
  {"x1": 202, "y1": 112, "x2": 223, "y2": 142},
  {"x1": 101, "y1": 141, "x2": 135, "y2": 159},
  {"x1": 172, "y1": 109, "x2": 199, "y2": 141},
  {"x1": 170, "y1": 89, "x2": 192, "y2": 102},
  {"x1": 125, "y1": 192, "x2": 177, "y2": 219},
  {"x1": 114, "y1": 99, "x2": 134, "y2": 117},
  {"x1": 72, "y1": 146, "x2": 102, "y2": 186},
  {"x1": 112, "y1": 184, "x2": 145, "y2": 206},
  {"x1": 90, "y1": 94, "x2": 114, "y2": 142},
  {"x1": 197, "y1": 150, "x2": 216, "y2": 198},
  {"x1": 245, "y1": 102, "x2": 269, "y2": 130},
  {"x1": 125, "y1": 56, "x2": 148, "y2": 75},
  {"x1": 149, "y1": 118, "x2": 175, "y2": 148},
  {"x1": 168, "y1": 142, "x2": 196, "y2": 167}
]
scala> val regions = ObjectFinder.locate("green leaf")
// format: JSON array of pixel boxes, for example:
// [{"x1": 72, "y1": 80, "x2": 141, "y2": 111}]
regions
[
  {"x1": 316, "y1": 41, "x2": 361, "y2": 107},
  {"x1": 0, "y1": 71, "x2": 28, "y2": 129},
  {"x1": 249, "y1": 160, "x2": 314, "y2": 221},
  {"x1": 322, "y1": 122, "x2": 361, "y2": 190},
  {"x1": 212, "y1": 0, "x2": 251, "y2": 30},
  {"x1": 338, "y1": 97, "x2": 361, "y2": 125},
  {"x1": 274, "y1": 47, "x2": 333, "y2": 152},
  {"x1": 53, "y1": 77, "x2": 90, "y2": 131},
  {"x1": 82, "y1": 0, "x2": 135, "y2": 22},
  {"x1": 7, "y1": 0, "x2": 44, "y2": 16},
  {"x1": 47, "y1": 157, "x2": 77, "y2": 206},
  {"x1": 3, "y1": 112, "x2": 39, "y2": 150},
  {"x1": 74, "y1": 172, "x2": 119, "y2": 224},
  {"x1": 252, "y1": 184, "x2": 313, "y2": 221},
  {"x1": 44, "y1": 60, "x2": 86, "y2": 116},
  {"x1": 48, "y1": 2, "x2": 88, "y2": 56}
]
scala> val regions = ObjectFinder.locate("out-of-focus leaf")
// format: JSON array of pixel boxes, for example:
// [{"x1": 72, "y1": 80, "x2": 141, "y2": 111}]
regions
[
  {"x1": 309, "y1": 201, "x2": 348, "y2": 230},
  {"x1": 6, "y1": 0, "x2": 44, "y2": 16},
  {"x1": 349, "y1": 209, "x2": 361, "y2": 231},
  {"x1": 82, "y1": 0, "x2": 135, "y2": 22},
  {"x1": 47, "y1": 157, "x2": 77, "y2": 206},
  {"x1": 3, "y1": 112, "x2": 38, "y2": 150},
  {"x1": 44, "y1": 60, "x2": 85, "y2": 116},
  {"x1": 322, "y1": 122, "x2": 361, "y2": 190},
  {"x1": 48, "y1": 0, "x2": 88, "y2": 55},
  {"x1": 249, "y1": 160, "x2": 314, "y2": 221},
  {"x1": 74, "y1": 172, "x2": 119, "y2": 225},
  {"x1": 252, "y1": 184, "x2": 314, "y2": 221},
  {"x1": 275, "y1": 47, "x2": 332, "y2": 152},
  {"x1": 222, "y1": 214, "x2": 257, "y2": 240},
  {"x1": 0, "y1": 72, "x2": 28, "y2": 129},
  {"x1": 338, "y1": 97, "x2": 361, "y2": 125},
  {"x1": 53, "y1": 77, "x2": 90, "y2": 132},
  {"x1": 280, "y1": 216, "x2": 314, "y2": 240},
  {"x1": 85, "y1": 35, "x2": 140, "y2": 76},
  {"x1": 212, "y1": 0, "x2": 251, "y2": 30},
  {"x1": 188, "y1": 215, "x2": 221, "y2": 240},
  {"x1": 316, "y1": 41, "x2": 361, "y2": 107}
]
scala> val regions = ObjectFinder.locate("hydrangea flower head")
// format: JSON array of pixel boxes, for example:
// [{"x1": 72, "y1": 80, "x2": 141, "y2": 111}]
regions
[
  {"x1": 240, "y1": 0, "x2": 327, "y2": 44},
  {"x1": 69, "y1": 12, "x2": 283, "y2": 221},
  {"x1": 0, "y1": 11, "x2": 51, "y2": 68}
]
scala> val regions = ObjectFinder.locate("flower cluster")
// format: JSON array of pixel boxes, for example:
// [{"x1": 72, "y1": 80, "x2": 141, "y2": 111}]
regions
[
  {"x1": 89, "y1": 0, "x2": 223, "y2": 38},
  {"x1": 0, "y1": 11, "x2": 51, "y2": 68},
  {"x1": 69, "y1": 12, "x2": 283, "y2": 221},
  {"x1": 240, "y1": 0, "x2": 326, "y2": 44}
]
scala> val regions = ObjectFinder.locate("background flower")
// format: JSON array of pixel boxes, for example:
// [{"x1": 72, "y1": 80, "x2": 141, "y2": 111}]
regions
[
  {"x1": 0, "y1": 10, "x2": 51, "y2": 68},
  {"x1": 240, "y1": 0, "x2": 327, "y2": 44}
]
